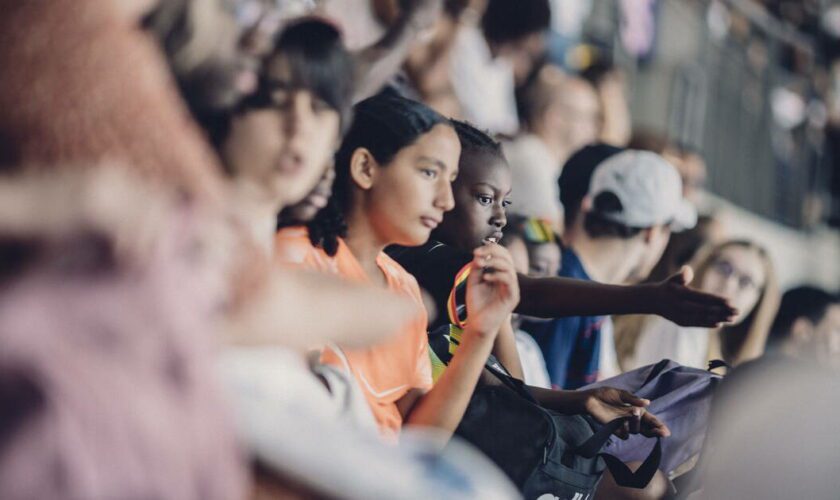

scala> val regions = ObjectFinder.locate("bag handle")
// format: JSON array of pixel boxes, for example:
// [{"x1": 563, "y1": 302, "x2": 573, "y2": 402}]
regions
[
  {"x1": 599, "y1": 439, "x2": 661, "y2": 489},
  {"x1": 641, "y1": 358, "x2": 672, "y2": 386},
  {"x1": 484, "y1": 357, "x2": 662, "y2": 489},
  {"x1": 571, "y1": 417, "x2": 662, "y2": 489},
  {"x1": 707, "y1": 359, "x2": 729, "y2": 372}
]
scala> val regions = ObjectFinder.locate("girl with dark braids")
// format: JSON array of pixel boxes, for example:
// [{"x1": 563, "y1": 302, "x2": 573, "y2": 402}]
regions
[{"x1": 274, "y1": 93, "x2": 520, "y2": 441}]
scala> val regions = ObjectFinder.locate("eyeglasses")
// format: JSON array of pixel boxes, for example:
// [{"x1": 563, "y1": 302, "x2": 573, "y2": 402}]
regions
[{"x1": 710, "y1": 260, "x2": 759, "y2": 292}]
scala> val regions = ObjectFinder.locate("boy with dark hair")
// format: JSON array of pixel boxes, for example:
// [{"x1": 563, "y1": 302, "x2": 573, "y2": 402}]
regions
[
  {"x1": 524, "y1": 150, "x2": 697, "y2": 388},
  {"x1": 557, "y1": 143, "x2": 624, "y2": 245}
]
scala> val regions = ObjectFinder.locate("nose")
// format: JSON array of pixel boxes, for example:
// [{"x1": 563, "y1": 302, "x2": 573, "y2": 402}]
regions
[
  {"x1": 282, "y1": 92, "x2": 313, "y2": 137},
  {"x1": 491, "y1": 202, "x2": 507, "y2": 229},
  {"x1": 435, "y1": 179, "x2": 455, "y2": 212},
  {"x1": 722, "y1": 274, "x2": 741, "y2": 297}
]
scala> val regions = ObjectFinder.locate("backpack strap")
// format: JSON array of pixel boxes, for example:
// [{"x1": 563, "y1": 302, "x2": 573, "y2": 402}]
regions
[
  {"x1": 571, "y1": 417, "x2": 662, "y2": 489},
  {"x1": 482, "y1": 356, "x2": 540, "y2": 404}
]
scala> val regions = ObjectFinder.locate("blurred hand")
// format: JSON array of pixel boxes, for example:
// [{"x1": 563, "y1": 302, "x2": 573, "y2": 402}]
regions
[
  {"x1": 650, "y1": 266, "x2": 738, "y2": 327},
  {"x1": 465, "y1": 244, "x2": 520, "y2": 338},
  {"x1": 580, "y1": 387, "x2": 671, "y2": 439}
]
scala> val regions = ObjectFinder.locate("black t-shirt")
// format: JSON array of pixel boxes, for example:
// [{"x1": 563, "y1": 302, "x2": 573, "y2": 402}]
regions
[
  {"x1": 386, "y1": 241, "x2": 472, "y2": 332},
  {"x1": 388, "y1": 241, "x2": 510, "y2": 381}
]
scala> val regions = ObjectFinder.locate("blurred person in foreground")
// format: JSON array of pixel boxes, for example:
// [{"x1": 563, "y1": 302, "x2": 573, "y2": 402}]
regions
[
  {"x1": 143, "y1": 5, "x2": 419, "y2": 349},
  {"x1": 0, "y1": 168, "x2": 248, "y2": 500},
  {"x1": 692, "y1": 288, "x2": 840, "y2": 500},
  {"x1": 691, "y1": 351, "x2": 840, "y2": 499}
]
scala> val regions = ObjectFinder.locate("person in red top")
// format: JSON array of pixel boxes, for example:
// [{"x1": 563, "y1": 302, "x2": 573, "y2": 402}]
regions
[{"x1": 276, "y1": 93, "x2": 520, "y2": 440}]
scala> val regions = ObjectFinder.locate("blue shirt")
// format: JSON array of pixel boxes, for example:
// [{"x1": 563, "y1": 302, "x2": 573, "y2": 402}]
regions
[{"x1": 522, "y1": 248, "x2": 603, "y2": 389}]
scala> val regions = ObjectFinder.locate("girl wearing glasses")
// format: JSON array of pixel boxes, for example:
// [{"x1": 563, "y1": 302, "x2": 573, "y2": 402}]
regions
[{"x1": 623, "y1": 240, "x2": 780, "y2": 370}]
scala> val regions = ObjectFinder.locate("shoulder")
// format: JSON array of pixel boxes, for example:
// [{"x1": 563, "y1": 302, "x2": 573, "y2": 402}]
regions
[
  {"x1": 274, "y1": 227, "x2": 330, "y2": 267},
  {"x1": 378, "y1": 252, "x2": 423, "y2": 301}
]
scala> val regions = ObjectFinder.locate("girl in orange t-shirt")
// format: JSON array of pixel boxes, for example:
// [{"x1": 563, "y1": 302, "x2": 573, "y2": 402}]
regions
[{"x1": 275, "y1": 93, "x2": 520, "y2": 440}]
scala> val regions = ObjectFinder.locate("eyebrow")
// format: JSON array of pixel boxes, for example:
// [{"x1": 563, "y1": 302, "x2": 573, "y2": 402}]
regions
[
  {"x1": 417, "y1": 156, "x2": 448, "y2": 170},
  {"x1": 473, "y1": 182, "x2": 512, "y2": 195}
]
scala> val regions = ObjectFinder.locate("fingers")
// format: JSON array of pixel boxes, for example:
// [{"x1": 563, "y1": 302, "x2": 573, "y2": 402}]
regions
[
  {"x1": 618, "y1": 390, "x2": 650, "y2": 408},
  {"x1": 640, "y1": 411, "x2": 671, "y2": 438},
  {"x1": 675, "y1": 305, "x2": 736, "y2": 326},
  {"x1": 676, "y1": 287, "x2": 738, "y2": 315},
  {"x1": 472, "y1": 246, "x2": 518, "y2": 287},
  {"x1": 668, "y1": 287, "x2": 739, "y2": 326},
  {"x1": 616, "y1": 421, "x2": 629, "y2": 440},
  {"x1": 666, "y1": 265, "x2": 693, "y2": 286},
  {"x1": 473, "y1": 244, "x2": 515, "y2": 269},
  {"x1": 628, "y1": 408, "x2": 641, "y2": 435}
]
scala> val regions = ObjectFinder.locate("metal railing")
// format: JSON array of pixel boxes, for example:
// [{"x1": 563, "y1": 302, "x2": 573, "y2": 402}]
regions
[{"x1": 589, "y1": 0, "x2": 832, "y2": 228}]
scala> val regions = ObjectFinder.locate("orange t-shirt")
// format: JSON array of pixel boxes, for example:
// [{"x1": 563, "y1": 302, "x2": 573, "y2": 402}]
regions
[{"x1": 274, "y1": 227, "x2": 433, "y2": 440}]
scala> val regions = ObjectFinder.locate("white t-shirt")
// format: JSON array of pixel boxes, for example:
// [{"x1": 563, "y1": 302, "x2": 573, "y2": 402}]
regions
[
  {"x1": 597, "y1": 317, "x2": 622, "y2": 380},
  {"x1": 515, "y1": 330, "x2": 552, "y2": 389},
  {"x1": 450, "y1": 26, "x2": 519, "y2": 136},
  {"x1": 503, "y1": 134, "x2": 563, "y2": 226},
  {"x1": 624, "y1": 316, "x2": 710, "y2": 370}
]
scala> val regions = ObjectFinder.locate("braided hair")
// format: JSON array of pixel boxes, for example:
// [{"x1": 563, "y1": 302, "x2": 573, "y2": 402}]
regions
[
  {"x1": 449, "y1": 120, "x2": 507, "y2": 180},
  {"x1": 450, "y1": 119, "x2": 502, "y2": 157},
  {"x1": 306, "y1": 92, "x2": 450, "y2": 256}
]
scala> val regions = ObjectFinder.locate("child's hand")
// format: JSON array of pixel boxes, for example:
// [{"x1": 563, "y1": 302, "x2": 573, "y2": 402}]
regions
[
  {"x1": 465, "y1": 244, "x2": 520, "y2": 338},
  {"x1": 650, "y1": 266, "x2": 738, "y2": 327},
  {"x1": 579, "y1": 387, "x2": 671, "y2": 439}
]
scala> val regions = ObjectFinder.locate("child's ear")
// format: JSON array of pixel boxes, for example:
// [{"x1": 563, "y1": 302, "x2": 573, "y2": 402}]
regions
[{"x1": 349, "y1": 148, "x2": 377, "y2": 190}]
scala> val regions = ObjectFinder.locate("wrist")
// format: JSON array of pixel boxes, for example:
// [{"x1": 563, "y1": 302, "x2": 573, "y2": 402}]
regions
[
  {"x1": 636, "y1": 283, "x2": 661, "y2": 316},
  {"x1": 463, "y1": 322, "x2": 498, "y2": 342},
  {"x1": 571, "y1": 390, "x2": 592, "y2": 414}
]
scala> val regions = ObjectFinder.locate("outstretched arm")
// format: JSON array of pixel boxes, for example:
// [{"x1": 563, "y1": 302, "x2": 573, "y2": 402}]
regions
[
  {"x1": 517, "y1": 266, "x2": 737, "y2": 328},
  {"x1": 224, "y1": 266, "x2": 417, "y2": 349}
]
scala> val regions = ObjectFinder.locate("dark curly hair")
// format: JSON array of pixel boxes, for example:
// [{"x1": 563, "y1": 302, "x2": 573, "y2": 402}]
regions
[
  {"x1": 450, "y1": 119, "x2": 503, "y2": 160},
  {"x1": 306, "y1": 92, "x2": 450, "y2": 256}
]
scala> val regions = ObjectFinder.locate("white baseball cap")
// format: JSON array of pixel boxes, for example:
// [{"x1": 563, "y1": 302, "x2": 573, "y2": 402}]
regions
[{"x1": 587, "y1": 150, "x2": 697, "y2": 231}]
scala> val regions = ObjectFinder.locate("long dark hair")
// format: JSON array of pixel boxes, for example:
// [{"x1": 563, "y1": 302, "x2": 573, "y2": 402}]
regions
[
  {"x1": 306, "y1": 92, "x2": 449, "y2": 256},
  {"x1": 238, "y1": 19, "x2": 354, "y2": 131}
]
